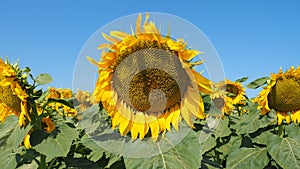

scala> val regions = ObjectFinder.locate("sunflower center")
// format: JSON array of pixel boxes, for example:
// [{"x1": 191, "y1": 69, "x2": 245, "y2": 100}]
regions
[
  {"x1": 268, "y1": 77, "x2": 300, "y2": 112},
  {"x1": 226, "y1": 84, "x2": 238, "y2": 98},
  {"x1": 112, "y1": 41, "x2": 190, "y2": 113},
  {"x1": 128, "y1": 68, "x2": 180, "y2": 112},
  {"x1": 0, "y1": 75, "x2": 21, "y2": 112}
]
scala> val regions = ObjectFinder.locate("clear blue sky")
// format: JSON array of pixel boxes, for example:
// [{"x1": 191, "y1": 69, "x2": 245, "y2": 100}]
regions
[{"x1": 1, "y1": 1, "x2": 299, "y2": 97}]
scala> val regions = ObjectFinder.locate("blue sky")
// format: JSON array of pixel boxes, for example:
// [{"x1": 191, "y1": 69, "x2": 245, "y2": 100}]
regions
[{"x1": 0, "y1": 1, "x2": 299, "y2": 97}]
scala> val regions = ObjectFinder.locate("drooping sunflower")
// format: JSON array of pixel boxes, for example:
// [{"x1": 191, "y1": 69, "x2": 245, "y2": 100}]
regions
[
  {"x1": 0, "y1": 58, "x2": 29, "y2": 127},
  {"x1": 47, "y1": 87, "x2": 77, "y2": 117},
  {"x1": 89, "y1": 13, "x2": 212, "y2": 141},
  {"x1": 254, "y1": 66, "x2": 300, "y2": 125},
  {"x1": 211, "y1": 79, "x2": 246, "y2": 116},
  {"x1": 24, "y1": 116, "x2": 56, "y2": 148}
]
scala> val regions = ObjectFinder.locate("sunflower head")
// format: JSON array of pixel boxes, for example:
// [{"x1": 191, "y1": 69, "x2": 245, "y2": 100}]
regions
[
  {"x1": 254, "y1": 66, "x2": 300, "y2": 124},
  {"x1": 75, "y1": 89, "x2": 96, "y2": 112},
  {"x1": 90, "y1": 13, "x2": 212, "y2": 141},
  {"x1": 0, "y1": 58, "x2": 29, "y2": 126},
  {"x1": 211, "y1": 79, "x2": 246, "y2": 116},
  {"x1": 47, "y1": 87, "x2": 77, "y2": 117}
]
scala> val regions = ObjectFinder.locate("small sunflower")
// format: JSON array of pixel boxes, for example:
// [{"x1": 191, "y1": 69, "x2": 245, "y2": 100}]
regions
[
  {"x1": 89, "y1": 13, "x2": 212, "y2": 140},
  {"x1": 75, "y1": 89, "x2": 96, "y2": 112},
  {"x1": 211, "y1": 80, "x2": 246, "y2": 116},
  {"x1": 47, "y1": 87, "x2": 76, "y2": 117},
  {"x1": 0, "y1": 58, "x2": 29, "y2": 127},
  {"x1": 254, "y1": 66, "x2": 300, "y2": 125}
]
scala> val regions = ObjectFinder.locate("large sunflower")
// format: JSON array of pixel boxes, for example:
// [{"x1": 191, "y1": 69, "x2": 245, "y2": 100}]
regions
[
  {"x1": 0, "y1": 58, "x2": 29, "y2": 126},
  {"x1": 89, "y1": 13, "x2": 212, "y2": 141},
  {"x1": 254, "y1": 66, "x2": 300, "y2": 125},
  {"x1": 211, "y1": 80, "x2": 246, "y2": 116}
]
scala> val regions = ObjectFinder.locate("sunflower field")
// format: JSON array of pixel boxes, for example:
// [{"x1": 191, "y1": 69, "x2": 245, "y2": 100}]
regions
[{"x1": 1, "y1": 13, "x2": 300, "y2": 169}]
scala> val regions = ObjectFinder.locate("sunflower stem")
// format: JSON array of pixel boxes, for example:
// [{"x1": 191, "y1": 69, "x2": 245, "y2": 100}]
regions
[
  {"x1": 278, "y1": 124, "x2": 285, "y2": 137},
  {"x1": 39, "y1": 153, "x2": 47, "y2": 169}
]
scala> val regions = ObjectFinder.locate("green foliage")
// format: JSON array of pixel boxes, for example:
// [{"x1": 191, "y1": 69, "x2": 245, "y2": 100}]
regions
[
  {"x1": 33, "y1": 120, "x2": 78, "y2": 161},
  {"x1": 0, "y1": 116, "x2": 31, "y2": 169},
  {"x1": 235, "y1": 76, "x2": 248, "y2": 83},
  {"x1": 266, "y1": 134, "x2": 300, "y2": 168},
  {"x1": 227, "y1": 147, "x2": 269, "y2": 169},
  {"x1": 246, "y1": 76, "x2": 270, "y2": 89},
  {"x1": 36, "y1": 73, "x2": 53, "y2": 85}
]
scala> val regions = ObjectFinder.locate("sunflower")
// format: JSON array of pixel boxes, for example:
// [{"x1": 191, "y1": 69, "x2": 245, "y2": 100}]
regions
[
  {"x1": 0, "y1": 58, "x2": 29, "y2": 127},
  {"x1": 75, "y1": 89, "x2": 96, "y2": 112},
  {"x1": 24, "y1": 116, "x2": 56, "y2": 148},
  {"x1": 47, "y1": 87, "x2": 77, "y2": 117},
  {"x1": 254, "y1": 66, "x2": 300, "y2": 125},
  {"x1": 211, "y1": 79, "x2": 246, "y2": 116},
  {"x1": 89, "y1": 13, "x2": 212, "y2": 141}
]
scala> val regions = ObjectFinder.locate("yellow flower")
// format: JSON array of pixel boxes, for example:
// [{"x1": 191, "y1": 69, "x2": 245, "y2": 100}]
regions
[
  {"x1": 89, "y1": 13, "x2": 212, "y2": 141},
  {"x1": 254, "y1": 66, "x2": 300, "y2": 125},
  {"x1": 23, "y1": 116, "x2": 56, "y2": 148},
  {"x1": 0, "y1": 59, "x2": 29, "y2": 127},
  {"x1": 75, "y1": 89, "x2": 96, "y2": 112},
  {"x1": 47, "y1": 87, "x2": 77, "y2": 117},
  {"x1": 211, "y1": 79, "x2": 246, "y2": 116}
]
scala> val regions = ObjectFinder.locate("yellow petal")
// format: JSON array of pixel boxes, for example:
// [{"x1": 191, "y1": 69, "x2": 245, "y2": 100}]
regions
[
  {"x1": 149, "y1": 114, "x2": 159, "y2": 141},
  {"x1": 87, "y1": 56, "x2": 100, "y2": 67},
  {"x1": 165, "y1": 39, "x2": 185, "y2": 51},
  {"x1": 158, "y1": 113, "x2": 166, "y2": 132},
  {"x1": 180, "y1": 49, "x2": 201, "y2": 61},
  {"x1": 276, "y1": 112, "x2": 283, "y2": 125},
  {"x1": 102, "y1": 32, "x2": 119, "y2": 44},
  {"x1": 181, "y1": 101, "x2": 194, "y2": 128},
  {"x1": 171, "y1": 104, "x2": 181, "y2": 131},
  {"x1": 110, "y1": 31, "x2": 131, "y2": 39},
  {"x1": 192, "y1": 70, "x2": 212, "y2": 94},
  {"x1": 136, "y1": 13, "x2": 142, "y2": 35},
  {"x1": 164, "y1": 108, "x2": 174, "y2": 131},
  {"x1": 24, "y1": 133, "x2": 31, "y2": 148}
]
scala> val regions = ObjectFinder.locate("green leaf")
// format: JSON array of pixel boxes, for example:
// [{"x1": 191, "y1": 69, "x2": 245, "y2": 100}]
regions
[
  {"x1": 124, "y1": 131, "x2": 201, "y2": 169},
  {"x1": 37, "y1": 89, "x2": 50, "y2": 102},
  {"x1": 79, "y1": 105, "x2": 202, "y2": 169},
  {"x1": 17, "y1": 161, "x2": 39, "y2": 169},
  {"x1": 227, "y1": 147, "x2": 269, "y2": 169},
  {"x1": 235, "y1": 109, "x2": 271, "y2": 134},
  {"x1": 213, "y1": 118, "x2": 231, "y2": 138},
  {"x1": 81, "y1": 136, "x2": 105, "y2": 162},
  {"x1": 0, "y1": 116, "x2": 31, "y2": 169},
  {"x1": 285, "y1": 124, "x2": 300, "y2": 138},
  {"x1": 252, "y1": 131, "x2": 273, "y2": 145},
  {"x1": 36, "y1": 73, "x2": 52, "y2": 85},
  {"x1": 235, "y1": 77, "x2": 248, "y2": 83},
  {"x1": 0, "y1": 116, "x2": 31, "y2": 149},
  {"x1": 267, "y1": 134, "x2": 300, "y2": 169},
  {"x1": 217, "y1": 136, "x2": 241, "y2": 156},
  {"x1": 198, "y1": 130, "x2": 217, "y2": 154},
  {"x1": 34, "y1": 121, "x2": 78, "y2": 161},
  {"x1": 246, "y1": 77, "x2": 270, "y2": 89},
  {"x1": 0, "y1": 149, "x2": 18, "y2": 169}
]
